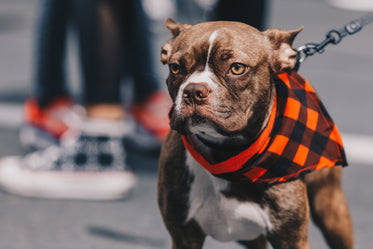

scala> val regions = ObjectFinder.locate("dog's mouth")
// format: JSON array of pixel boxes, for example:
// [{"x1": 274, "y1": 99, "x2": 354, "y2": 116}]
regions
[
  {"x1": 169, "y1": 106, "x2": 247, "y2": 138},
  {"x1": 170, "y1": 112, "x2": 209, "y2": 135}
]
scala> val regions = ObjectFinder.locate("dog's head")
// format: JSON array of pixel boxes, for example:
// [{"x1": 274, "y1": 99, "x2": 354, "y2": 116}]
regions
[{"x1": 161, "y1": 19, "x2": 302, "y2": 143}]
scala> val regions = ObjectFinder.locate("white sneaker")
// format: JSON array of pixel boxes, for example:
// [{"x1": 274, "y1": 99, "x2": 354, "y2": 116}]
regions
[{"x1": 0, "y1": 119, "x2": 136, "y2": 200}]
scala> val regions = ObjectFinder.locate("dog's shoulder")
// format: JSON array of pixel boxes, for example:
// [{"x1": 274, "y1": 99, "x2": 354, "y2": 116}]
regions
[{"x1": 159, "y1": 130, "x2": 185, "y2": 167}]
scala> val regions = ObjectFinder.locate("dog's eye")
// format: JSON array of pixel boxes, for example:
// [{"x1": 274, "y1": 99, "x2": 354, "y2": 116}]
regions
[
  {"x1": 230, "y1": 63, "x2": 246, "y2": 75},
  {"x1": 169, "y1": 63, "x2": 181, "y2": 75}
]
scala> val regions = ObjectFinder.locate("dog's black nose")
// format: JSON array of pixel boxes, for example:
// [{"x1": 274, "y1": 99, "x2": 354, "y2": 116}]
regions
[{"x1": 183, "y1": 83, "x2": 210, "y2": 103}]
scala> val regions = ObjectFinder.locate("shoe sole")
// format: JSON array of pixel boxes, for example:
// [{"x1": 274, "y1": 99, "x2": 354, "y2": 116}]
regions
[{"x1": 0, "y1": 157, "x2": 137, "y2": 200}]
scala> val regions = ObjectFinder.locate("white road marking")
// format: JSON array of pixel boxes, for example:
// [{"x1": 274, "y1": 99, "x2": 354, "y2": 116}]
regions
[
  {"x1": 0, "y1": 103, "x2": 23, "y2": 127},
  {"x1": 341, "y1": 133, "x2": 373, "y2": 165},
  {"x1": 0, "y1": 103, "x2": 372, "y2": 165}
]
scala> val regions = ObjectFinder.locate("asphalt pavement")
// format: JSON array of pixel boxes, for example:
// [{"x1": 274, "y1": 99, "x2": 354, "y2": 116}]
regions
[{"x1": 0, "y1": 0, "x2": 373, "y2": 248}]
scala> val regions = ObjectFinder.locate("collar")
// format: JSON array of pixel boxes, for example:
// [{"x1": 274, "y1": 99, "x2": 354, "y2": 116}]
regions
[{"x1": 182, "y1": 71, "x2": 347, "y2": 184}]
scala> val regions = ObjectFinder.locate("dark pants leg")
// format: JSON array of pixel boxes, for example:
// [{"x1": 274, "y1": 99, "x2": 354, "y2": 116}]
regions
[
  {"x1": 125, "y1": 0, "x2": 160, "y2": 102},
  {"x1": 74, "y1": 0, "x2": 160, "y2": 105},
  {"x1": 33, "y1": 0, "x2": 72, "y2": 107},
  {"x1": 213, "y1": 0, "x2": 267, "y2": 30},
  {"x1": 74, "y1": 0, "x2": 123, "y2": 105}
]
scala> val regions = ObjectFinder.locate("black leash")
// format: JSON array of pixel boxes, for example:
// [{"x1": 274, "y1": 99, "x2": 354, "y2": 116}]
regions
[{"x1": 294, "y1": 14, "x2": 373, "y2": 71}]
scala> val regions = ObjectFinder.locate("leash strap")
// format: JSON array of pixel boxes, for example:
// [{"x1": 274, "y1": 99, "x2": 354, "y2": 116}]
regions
[{"x1": 294, "y1": 14, "x2": 373, "y2": 71}]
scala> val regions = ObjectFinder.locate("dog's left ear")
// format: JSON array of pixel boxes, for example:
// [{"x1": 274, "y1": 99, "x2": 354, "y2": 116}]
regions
[
  {"x1": 264, "y1": 27, "x2": 303, "y2": 72},
  {"x1": 161, "y1": 18, "x2": 192, "y2": 64}
]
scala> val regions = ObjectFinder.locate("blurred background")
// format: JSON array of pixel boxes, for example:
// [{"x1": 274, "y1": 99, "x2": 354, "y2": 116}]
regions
[{"x1": 0, "y1": 0, "x2": 372, "y2": 248}]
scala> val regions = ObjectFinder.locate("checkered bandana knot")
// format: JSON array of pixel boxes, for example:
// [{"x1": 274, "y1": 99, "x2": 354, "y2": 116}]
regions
[{"x1": 182, "y1": 71, "x2": 347, "y2": 184}]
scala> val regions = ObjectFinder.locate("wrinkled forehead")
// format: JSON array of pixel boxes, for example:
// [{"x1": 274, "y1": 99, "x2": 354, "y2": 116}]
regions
[{"x1": 170, "y1": 22, "x2": 268, "y2": 64}]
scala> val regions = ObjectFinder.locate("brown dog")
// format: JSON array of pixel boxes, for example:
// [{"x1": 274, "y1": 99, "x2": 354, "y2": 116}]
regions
[{"x1": 158, "y1": 19, "x2": 353, "y2": 249}]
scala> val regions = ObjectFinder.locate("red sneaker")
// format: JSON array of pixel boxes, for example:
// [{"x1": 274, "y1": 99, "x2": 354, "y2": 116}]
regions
[
  {"x1": 21, "y1": 97, "x2": 82, "y2": 150},
  {"x1": 130, "y1": 91, "x2": 172, "y2": 142},
  {"x1": 23, "y1": 97, "x2": 74, "y2": 139}
]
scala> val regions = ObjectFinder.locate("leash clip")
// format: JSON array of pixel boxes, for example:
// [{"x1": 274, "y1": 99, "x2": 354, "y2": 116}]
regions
[
  {"x1": 294, "y1": 13, "x2": 373, "y2": 71},
  {"x1": 295, "y1": 34, "x2": 336, "y2": 71}
]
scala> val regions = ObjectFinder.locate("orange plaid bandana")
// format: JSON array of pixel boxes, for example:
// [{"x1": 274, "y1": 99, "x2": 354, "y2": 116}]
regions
[{"x1": 182, "y1": 71, "x2": 347, "y2": 184}]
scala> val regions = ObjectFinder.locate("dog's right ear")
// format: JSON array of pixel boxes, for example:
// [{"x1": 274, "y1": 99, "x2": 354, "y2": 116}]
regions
[
  {"x1": 264, "y1": 27, "x2": 303, "y2": 72},
  {"x1": 165, "y1": 18, "x2": 192, "y2": 38},
  {"x1": 161, "y1": 18, "x2": 192, "y2": 64}
]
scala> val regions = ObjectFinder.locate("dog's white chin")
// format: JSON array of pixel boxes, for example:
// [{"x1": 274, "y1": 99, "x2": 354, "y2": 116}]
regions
[
  {"x1": 188, "y1": 121, "x2": 247, "y2": 145},
  {"x1": 188, "y1": 121, "x2": 228, "y2": 144}
]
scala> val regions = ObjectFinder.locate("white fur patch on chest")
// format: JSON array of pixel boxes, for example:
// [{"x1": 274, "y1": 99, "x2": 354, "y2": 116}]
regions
[{"x1": 186, "y1": 152, "x2": 273, "y2": 242}]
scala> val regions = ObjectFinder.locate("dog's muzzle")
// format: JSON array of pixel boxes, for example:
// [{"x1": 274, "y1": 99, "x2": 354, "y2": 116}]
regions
[{"x1": 182, "y1": 83, "x2": 211, "y2": 105}]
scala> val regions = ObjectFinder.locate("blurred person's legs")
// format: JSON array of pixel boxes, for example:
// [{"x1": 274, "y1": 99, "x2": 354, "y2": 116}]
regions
[
  {"x1": 80, "y1": 0, "x2": 123, "y2": 116},
  {"x1": 21, "y1": 0, "x2": 74, "y2": 149},
  {"x1": 0, "y1": 0, "x2": 136, "y2": 200},
  {"x1": 124, "y1": 0, "x2": 172, "y2": 143},
  {"x1": 33, "y1": 0, "x2": 71, "y2": 105},
  {"x1": 83, "y1": 0, "x2": 171, "y2": 144}
]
